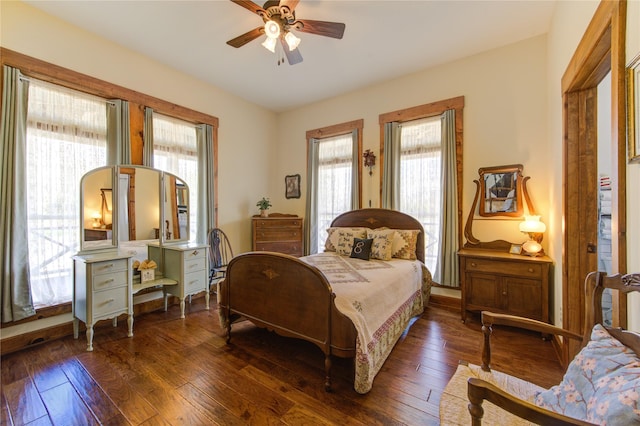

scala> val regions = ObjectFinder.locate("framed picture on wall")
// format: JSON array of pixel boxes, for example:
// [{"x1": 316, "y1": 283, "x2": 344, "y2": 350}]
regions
[
  {"x1": 285, "y1": 174, "x2": 301, "y2": 199},
  {"x1": 628, "y1": 52, "x2": 640, "y2": 163}
]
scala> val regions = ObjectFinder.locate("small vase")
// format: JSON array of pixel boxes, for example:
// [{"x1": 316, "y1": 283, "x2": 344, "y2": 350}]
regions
[{"x1": 260, "y1": 209, "x2": 268, "y2": 218}]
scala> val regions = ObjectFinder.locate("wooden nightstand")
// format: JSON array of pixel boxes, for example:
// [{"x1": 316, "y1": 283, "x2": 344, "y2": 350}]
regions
[
  {"x1": 458, "y1": 248, "x2": 552, "y2": 323},
  {"x1": 252, "y1": 214, "x2": 303, "y2": 257}
]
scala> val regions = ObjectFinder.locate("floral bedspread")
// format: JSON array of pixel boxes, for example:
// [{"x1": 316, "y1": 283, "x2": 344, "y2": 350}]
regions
[{"x1": 302, "y1": 252, "x2": 432, "y2": 393}]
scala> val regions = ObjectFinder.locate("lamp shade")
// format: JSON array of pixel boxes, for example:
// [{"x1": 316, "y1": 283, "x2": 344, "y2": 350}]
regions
[
  {"x1": 264, "y1": 20, "x2": 280, "y2": 39},
  {"x1": 284, "y1": 31, "x2": 300, "y2": 51},
  {"x1": 261, "y1": 36, "x2": 277, "y2": 53},
  {"x1": 519, "y1": 215, "x2": 546, "y2": 233}
]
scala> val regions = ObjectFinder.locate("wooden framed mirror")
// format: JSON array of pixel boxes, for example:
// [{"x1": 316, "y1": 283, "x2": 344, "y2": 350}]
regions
[{"x1": 479, "y1": 164, "x2": 524, "y2": 217}]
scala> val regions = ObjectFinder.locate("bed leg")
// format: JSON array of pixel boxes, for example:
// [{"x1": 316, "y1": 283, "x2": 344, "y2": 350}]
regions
[{"x1": 324, "y1": 355, "x2": 332, "y2": 392}]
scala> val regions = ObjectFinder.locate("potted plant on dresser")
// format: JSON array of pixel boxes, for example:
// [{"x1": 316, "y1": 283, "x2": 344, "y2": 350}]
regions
[{"x1": 256, "y1": 197, "x2": 272, "y2": 217}]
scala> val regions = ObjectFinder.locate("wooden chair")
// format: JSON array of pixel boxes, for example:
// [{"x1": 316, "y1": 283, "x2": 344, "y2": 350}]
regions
[
  {"x1": 440, "y1": 271, "x2": 640, "y2": 425},
  {"x1": 207, "y1": 228, "x2": 233, "y2": 292}
]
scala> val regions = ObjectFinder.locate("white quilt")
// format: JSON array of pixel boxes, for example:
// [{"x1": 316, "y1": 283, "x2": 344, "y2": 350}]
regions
[{"x1": 302, "y1": 252, "x2": 430, "y2": 393}]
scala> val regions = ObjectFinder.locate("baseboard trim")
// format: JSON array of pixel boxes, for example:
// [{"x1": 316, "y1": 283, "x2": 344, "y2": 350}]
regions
[{"x1": 429, "y1": 294, "x2": 460, "y2": 312}]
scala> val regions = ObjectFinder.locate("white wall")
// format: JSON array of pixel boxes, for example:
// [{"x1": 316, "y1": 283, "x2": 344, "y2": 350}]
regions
[{"x1": 275, "y1": 35, "x2": 550, "y2": 296}]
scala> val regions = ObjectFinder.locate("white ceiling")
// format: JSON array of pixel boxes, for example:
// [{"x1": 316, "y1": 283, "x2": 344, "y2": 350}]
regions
[{"x1": 24, "y1": 0, "x2": 557, "y2": 112}]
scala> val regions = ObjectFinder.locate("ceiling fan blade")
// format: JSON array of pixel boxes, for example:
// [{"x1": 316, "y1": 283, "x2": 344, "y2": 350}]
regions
[
  {"x1": 293, "y1": 19, "x2": 345, "y2": 39},
  {"x1": 230, "y1": 0, "x2": 265, "y2": 16},
  {"x1": 280, "y1": 39, "x2": 303, "y2": 65},
  {"x1": 279, "y1": 0, "x2": 299, "y2": 14},
  {"x1": 226, "y1": 26, "x2": 265, "y2": 48}
]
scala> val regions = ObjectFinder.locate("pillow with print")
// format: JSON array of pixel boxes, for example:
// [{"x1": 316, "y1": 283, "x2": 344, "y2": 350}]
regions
[
  {"x1": 350, "y1": 238, "x2": 373, "y2": 260},
  {"x1": 325, "y1": 227, "x2": 367, "y2": 252},
  {"x1": 391, "y1": 229, "x2": 421, "y2": 260},
  {"x1": 366, "y1": 228, "x2": 396, "y2": 261},
  {"x1": 336, "y1": 228, "x2": 367, "y2": 256}
]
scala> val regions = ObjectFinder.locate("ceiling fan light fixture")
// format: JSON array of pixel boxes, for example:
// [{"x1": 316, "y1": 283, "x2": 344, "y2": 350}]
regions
[
  {"x1": 261, "y1": 36, "x2": 277, "y2": 52},
  {"x1": 264, "y1": 20, "x2": 280, "y2": 39},
  {"x1": 284, "y1": 31, "x2": 301, "y2": 51}
]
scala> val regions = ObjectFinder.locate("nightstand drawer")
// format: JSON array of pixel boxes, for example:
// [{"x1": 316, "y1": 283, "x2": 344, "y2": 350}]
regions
[{"x1": 466, "y1": 258, "x2": 542, "y2": 278}]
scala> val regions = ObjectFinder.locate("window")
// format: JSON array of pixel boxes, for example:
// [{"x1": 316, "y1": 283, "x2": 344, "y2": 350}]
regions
[
  {"x1": 151, "y1": 113, "x2": 198, "y2": 242},
  {"x1": 380, "y1": 97, "x2": 463, "y2": 287},
  {"x1": 26, "y1": 80, "x2": 108, "y2": 307},
  {"x1": 316, "y1": 134, "x2": 356, "y2": 252},
  {"x1": 397, "y1": 117, "x2": 442, "y2": 273},
  {"x1": 305, "y1": 120, "x2": 363, "y2": 254}
]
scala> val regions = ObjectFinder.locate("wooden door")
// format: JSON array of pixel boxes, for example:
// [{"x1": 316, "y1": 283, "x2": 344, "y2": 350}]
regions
[{"x1": 562, "y1": 0, "x2": 627, "y2": 363}]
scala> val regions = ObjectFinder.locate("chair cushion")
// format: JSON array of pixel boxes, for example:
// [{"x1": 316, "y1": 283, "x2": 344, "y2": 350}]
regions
[
  {"x1": 440, "y1": 362, "x2": 544, "y2": 425},
  {"x1": 534, "y1": 324, "x2": 640, "y2": 424}
]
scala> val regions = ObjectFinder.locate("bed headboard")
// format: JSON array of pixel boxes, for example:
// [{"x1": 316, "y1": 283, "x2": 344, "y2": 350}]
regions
[{"x1": 330, "y1": 208, "x2": 425, "y2": 263}]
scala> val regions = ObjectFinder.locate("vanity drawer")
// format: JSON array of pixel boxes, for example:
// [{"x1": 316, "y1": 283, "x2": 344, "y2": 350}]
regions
[
  {"x1": 466, "y1": 258, "x2": 543, "y2": 278},
  {"x1": 184, "y1": 248, "x2": 206, "y2": 261},
  {"x1": 92, "y1": 270, "x2": 128, "y2": 291},
  {"x1": 184, "y1": 270, "x2": 206, "y2": 294},
  {"x1": 92, "y1": 259, "x2": 128, "y2": 276},
  {"x1": 93, "y1": 287, "x2": 127, "y2": 317},
  {"x1": 184, "y1": 257, "x2": 206, "y2": 273}
]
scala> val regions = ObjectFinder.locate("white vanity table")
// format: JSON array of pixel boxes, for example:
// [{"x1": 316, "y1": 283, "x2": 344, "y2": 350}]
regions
[{"x1": 73, "y1": 165, "x2": 207, "y2": 351}]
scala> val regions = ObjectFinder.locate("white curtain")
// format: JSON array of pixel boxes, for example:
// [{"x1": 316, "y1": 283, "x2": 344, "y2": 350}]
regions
[
  {"x1": 25, "y1": 79, "x2": 108, "y2": 307},
  {"x1": 305, "y1": 132, "x2": 357, "y2": 254},
  {"x1": 149, "y1": 112, "x2": 199, "y2": 242},
  {"x1": 1, "y1": 65, "x2": 35, "y2": 322},
  {"x1": 398, "y1": 117, "x2": 442, "y2": 276}
]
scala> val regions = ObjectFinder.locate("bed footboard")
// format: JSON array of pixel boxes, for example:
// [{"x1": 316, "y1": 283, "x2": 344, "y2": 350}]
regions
[{"x1": 219, "y1": 251, "x2": 336, "y2": 390}]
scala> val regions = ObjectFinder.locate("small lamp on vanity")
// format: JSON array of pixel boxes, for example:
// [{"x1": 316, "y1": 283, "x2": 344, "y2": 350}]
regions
[
  {"x1": 519, "y1": 215, "x2": 546, "y2": 256},
  {"x1": 91, "y1": 212, "x2": 102, "y2": 229}
]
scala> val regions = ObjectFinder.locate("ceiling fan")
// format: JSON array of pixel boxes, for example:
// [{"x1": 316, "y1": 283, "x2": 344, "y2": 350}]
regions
[{"x1": 226, "y1": 0, "x2": 346, "y2": 65}]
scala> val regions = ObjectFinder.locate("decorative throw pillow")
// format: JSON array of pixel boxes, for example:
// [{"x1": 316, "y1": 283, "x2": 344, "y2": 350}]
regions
[
  {"x1": 366, "y1": 228, "x2": 395, "y2": 261},
  {"x1": 350, "y1": 238, "x2": 373, "y2": 260},
  {"x1": 391, "y1": 229, "x2": 421, "y2": 260},
  {"x1": 336, "y1": 228, "x2": 367, "y2": 256},
  {"x1": 534, "y1": 324, "x2": 640, "y2": 423},
  {"x1": 325, "y1": 227, "x2": 367, "y2": 252}
]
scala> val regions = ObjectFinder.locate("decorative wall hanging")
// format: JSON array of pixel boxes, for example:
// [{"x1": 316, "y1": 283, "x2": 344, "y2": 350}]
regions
[{"x1": 285, "y1": 174, "x2": 300, "y2": 199}]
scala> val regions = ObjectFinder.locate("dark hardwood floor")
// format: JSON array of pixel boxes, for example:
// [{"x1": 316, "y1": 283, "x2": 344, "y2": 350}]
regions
[{"x1": 1, "y1": 296, "x2": 565, "y2": 425}]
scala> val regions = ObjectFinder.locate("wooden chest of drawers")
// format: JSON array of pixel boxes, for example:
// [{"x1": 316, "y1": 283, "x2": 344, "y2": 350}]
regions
[
  {"x1": 252, "y1": 215, "x2": 303, "y2": 257},
  {"x1": 458, "y1": 248, "x2": 552, "y2": 323}
]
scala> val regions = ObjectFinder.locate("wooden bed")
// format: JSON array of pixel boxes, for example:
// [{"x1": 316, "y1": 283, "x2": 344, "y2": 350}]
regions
[{"x1": 217, "y1": 208, "x2": 432, "y2": 393}]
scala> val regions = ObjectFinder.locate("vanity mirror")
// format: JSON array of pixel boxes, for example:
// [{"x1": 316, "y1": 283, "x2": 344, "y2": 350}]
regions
[
  {"x1": 464, "y1": 163, "x2": 536, "y2": 250},
  {"x1": 478, "y1": 164, "x2": 523, "y2": 217},
  {"x1": 79, "y1": 165, "x2": 189, "y2": 252}
]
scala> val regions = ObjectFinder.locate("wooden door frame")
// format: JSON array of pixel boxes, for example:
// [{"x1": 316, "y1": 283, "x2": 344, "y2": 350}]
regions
[{"x1": 562, "y1": 0, "x2": 627, "y2": 363}]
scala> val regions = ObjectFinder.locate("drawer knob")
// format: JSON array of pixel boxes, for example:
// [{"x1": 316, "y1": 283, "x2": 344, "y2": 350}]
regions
[
  {"x1": 192, "y1": 250, "x2": 199, "y2": 256},
  {"x1": 502, "y1": 291, "x2": 507, "y2": 296},
  {"x1": 528, "y1": 268, "x2": 534, "y2": 273},
  {"x1": 470, "y1": 262, "x2": 477, "y2": 267}
]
